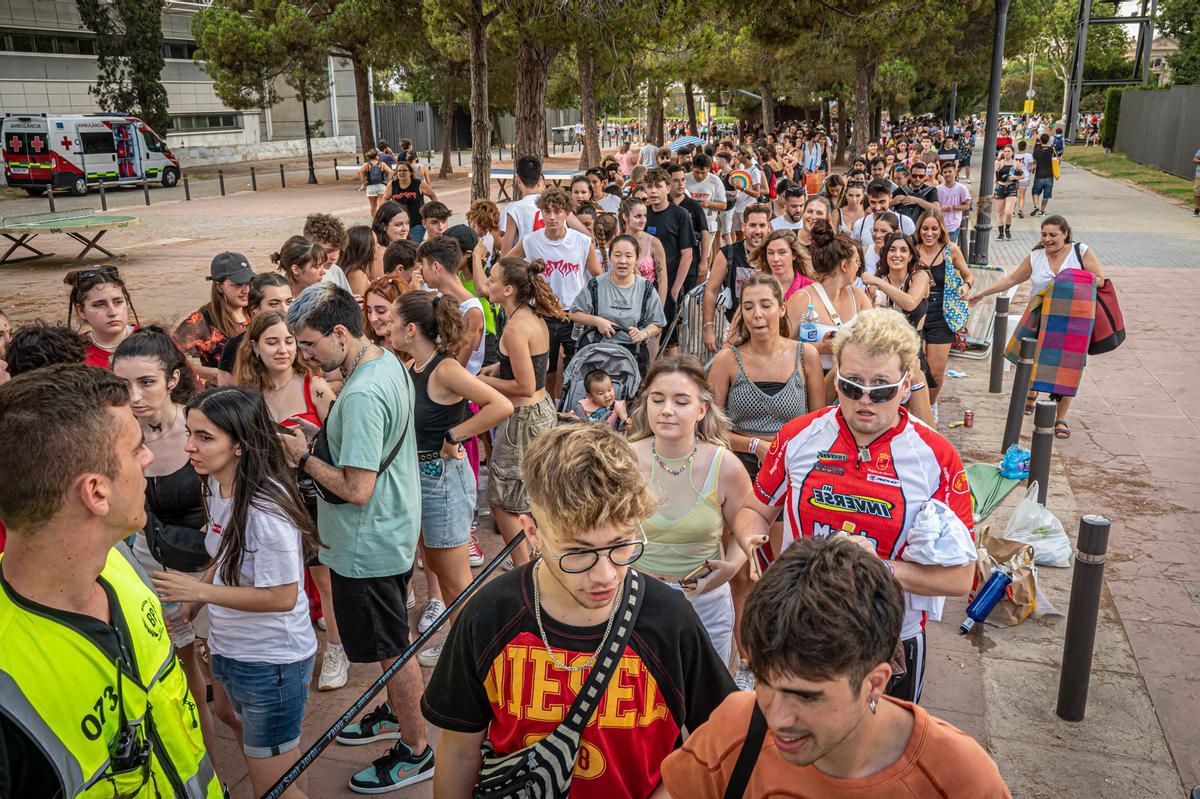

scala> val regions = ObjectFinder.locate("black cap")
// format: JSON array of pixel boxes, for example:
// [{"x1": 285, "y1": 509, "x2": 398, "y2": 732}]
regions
[
  {"x1": 207, "y1": 251, "x2": 254, "y2": 284},
  {"x1": 444, "y1": 224, "x2": 479, "y2": 254}
]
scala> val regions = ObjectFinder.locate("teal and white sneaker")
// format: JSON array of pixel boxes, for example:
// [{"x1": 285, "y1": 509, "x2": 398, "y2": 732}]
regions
[
  {"x1": 349, "y1": 739, "x2": 434, "y2": 793},
  {"x1": 336, "y1": 702, "x2": 402, "y2": 746}
]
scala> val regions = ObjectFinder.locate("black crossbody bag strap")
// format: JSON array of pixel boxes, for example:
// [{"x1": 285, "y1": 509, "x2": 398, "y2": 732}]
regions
[
  {"x1": 473, "y1": 569, "x2": 645, "y2": 798},
  {"x1": 721, "y1": 701, "x2": 768, "y2": 799}
]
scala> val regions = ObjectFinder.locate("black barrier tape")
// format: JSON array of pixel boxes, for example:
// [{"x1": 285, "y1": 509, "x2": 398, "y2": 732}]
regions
[{"x1": 260, "y1": 531, "x2": 527, "y2": 799}]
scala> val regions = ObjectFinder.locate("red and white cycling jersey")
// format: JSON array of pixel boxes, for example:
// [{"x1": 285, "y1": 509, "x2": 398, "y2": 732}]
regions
[{"x1": 754, "y1": 405, "x2": 973, "y2": 639}]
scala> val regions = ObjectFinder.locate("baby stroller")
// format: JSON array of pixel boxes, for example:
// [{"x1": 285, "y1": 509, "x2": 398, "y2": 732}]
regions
[{"x1": 557, "y1": 340, "x2": 642, "y2": 418}]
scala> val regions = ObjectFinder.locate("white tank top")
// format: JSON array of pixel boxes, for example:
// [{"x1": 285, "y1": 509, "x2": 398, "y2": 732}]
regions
[
  {"x1": 501, "y1": 194, "x2": 544, "y2": 245},
  {"x1": 458, "y1": 297, "x2": 486, "y2": 375},
  {"x1": 521, "y1": 228, "x2": 593, "y2": 307},
  {"x1": 1030, "y1": 243, "x2": 1087, "y2": 296}
]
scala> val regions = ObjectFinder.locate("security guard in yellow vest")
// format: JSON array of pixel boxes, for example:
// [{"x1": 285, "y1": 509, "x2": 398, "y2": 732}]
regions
[{"x1": 0, "y1": 364, "x2": 223, "y2": 798}]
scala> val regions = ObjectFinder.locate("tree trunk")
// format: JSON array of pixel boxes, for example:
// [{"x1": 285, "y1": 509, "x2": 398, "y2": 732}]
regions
[
  {"x1": 684, "y1": 80, "x2": 698, "y2": 134},
  {"x1": 467, "y1": 0, "x2": 491, "y2": 202},
  {"x1": 759, "y1": 77, "x2": 774, "y2": 132},
  {"x1": 853, "y1": 54, "x2": 873, "y2": 156},
  {"x1": 1058, "y1": 72, "x2": 1071, "y2": 127},
  {"x1": 515, "y1": 38, "x2": 559, "y2": 161},
  {"x1": 836, "y1": 93, "x2": 848, "y2": 166},
  {"x1": 577, "y1": 44, "x2": 601, "y2": 168},
  {"x1": 351, "y1": 54, "x2": 373, "y2": 153},
  {"x1": 439, "y1": 71, "x2": 456, "y2": 179},
  {"x1": 870, "y1": 92, "x2": 881, "y2": 142},
  {"x1": 646, "y1": 83, "x2": 664, "y2": 146}
]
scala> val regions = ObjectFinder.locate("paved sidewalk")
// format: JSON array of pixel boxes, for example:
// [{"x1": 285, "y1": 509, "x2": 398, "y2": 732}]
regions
[{"x1": 919, "y1": 155, "x2": 1199, "y2": 798}]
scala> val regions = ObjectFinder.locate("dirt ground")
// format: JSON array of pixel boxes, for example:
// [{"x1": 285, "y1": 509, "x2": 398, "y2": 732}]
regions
[{"x1": 0, "y1": 148, "x2": 594, "y2": 327}]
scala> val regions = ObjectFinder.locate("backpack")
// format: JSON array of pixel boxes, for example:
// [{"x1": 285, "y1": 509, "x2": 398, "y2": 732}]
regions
[
  {"x1": 574, "y1": 276, "x2": 657, "y2": 348},
  {"x1": 367, "y1": 161, "x2": 385, "y2": 184}
]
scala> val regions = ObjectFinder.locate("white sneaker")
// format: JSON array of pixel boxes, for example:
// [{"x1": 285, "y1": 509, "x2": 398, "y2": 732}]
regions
[
  {"x1": 406, "y1": 591, "x2": 415, "y2": 610},
  {"x1": 418, "y1": 599, "x2": 446, "y2": 634},
  {"x1": 733, "y1": 662, "x2": 756, "y2": 691},
  {"x1": 417, "y1": 644, "x2": 442, "y2": 667},
  {"x1": 467, "y1": 530, "x2": 484, "y2": 567},
  {"x1": 318, "y1": 645, "x2": 349, "y2": 691}
]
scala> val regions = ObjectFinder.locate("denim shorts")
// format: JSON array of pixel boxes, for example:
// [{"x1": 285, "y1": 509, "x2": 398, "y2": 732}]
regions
[
  {"x1": 419, "y1": 453, "x2": 476, "y2": 548},
  {"x1": 1032, "y1": 177, "x2": 1054, "y2": 198},
  {"x1": 210, "y1": 654, "x2": 314, "y2": 758}
]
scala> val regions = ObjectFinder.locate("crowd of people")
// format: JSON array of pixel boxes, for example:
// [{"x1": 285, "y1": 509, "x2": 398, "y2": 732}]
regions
[{"x1": 0, "y1": 114, "x2": 1107, "y2": 799}]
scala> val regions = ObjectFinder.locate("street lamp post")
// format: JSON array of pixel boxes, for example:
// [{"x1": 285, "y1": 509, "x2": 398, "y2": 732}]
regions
[{"x1": 970, "y1": 0, "x2": 1013, "y2": 267}]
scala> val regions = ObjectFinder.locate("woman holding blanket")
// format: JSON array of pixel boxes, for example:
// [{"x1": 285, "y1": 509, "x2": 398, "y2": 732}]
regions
[{"x1": 970, "y1": 215, "x2": 1105, "y2": 439}]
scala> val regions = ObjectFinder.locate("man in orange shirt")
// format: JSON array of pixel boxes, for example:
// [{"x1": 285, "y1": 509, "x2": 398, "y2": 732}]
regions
[{"x1": 662, "y1": 537, "x2": 1011, "y2": 799}]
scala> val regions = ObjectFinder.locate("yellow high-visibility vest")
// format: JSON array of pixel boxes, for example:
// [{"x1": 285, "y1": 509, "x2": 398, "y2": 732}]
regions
[{"x1": 0, "y1": 548, "x2": 222, "y2": 797}]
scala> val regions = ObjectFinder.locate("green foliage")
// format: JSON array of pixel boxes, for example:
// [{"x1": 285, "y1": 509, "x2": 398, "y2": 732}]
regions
[
  {"x1": 1158, "y1": 0, "x2": 1200, "y2": 84},
  {"x1": 192, "y1": 2, "x2": 330, "y2": 110},
  {"x1": 1101, "y1": 86, "x2": 1123, "y2": 148},
  {"x1": 75, "y1": 0, "x2": 169, "y2": 134}
]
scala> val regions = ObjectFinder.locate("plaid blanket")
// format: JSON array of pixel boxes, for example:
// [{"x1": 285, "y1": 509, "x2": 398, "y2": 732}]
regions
[{"x1": 1005, "y1": 268, "x2": 1096, "y2": 397}]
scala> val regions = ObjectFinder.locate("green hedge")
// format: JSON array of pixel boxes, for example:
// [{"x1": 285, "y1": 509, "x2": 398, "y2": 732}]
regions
[{"x1": 1100, "y1": 87, "x2": 1123, "y2": 149}]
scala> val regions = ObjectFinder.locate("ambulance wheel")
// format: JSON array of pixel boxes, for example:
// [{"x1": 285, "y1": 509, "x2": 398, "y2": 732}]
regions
[
  {"x1": 23, "y1": 187, "x2": 46, "y2": 197},
  {"x1": 68, "y1": 177, "x2": 88, "y2": 196},
  {"x1": 162, "y1": 167, "x2": 179, "y2": 188}
]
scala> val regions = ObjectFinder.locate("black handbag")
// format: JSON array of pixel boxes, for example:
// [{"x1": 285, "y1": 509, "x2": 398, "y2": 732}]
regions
[
  {"x1": 143, "y1": 511, "x2": 212, "y2": 573},
  {"x1": 472, "y1": 569, "x2": 645, "y2": 799},
  {"x1": 308, "y1": 404, "x2": 408, "y2": 505}
]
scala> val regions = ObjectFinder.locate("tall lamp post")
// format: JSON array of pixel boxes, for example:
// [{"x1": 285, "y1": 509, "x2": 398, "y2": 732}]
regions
[{"x1": 970, "y1": 0, "x2": 1012, "y2": 267}]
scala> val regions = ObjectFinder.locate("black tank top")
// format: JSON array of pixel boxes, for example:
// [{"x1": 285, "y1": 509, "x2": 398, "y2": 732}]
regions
[
  {"x1": 498, "y1": 349, "x2": 549, "y2": 391},
  {"x1": 389, "y1": 177, "x2": 424, "y2": 226},
  {"x1": 146, "y1": 460, "x2": 206, "y2": 532},
  {"x1": 410, "y1": 353, "x2": 471, "y2": 453},
  {"x1": 722, "y1": 241, "x2": 752, "y2": 321}
]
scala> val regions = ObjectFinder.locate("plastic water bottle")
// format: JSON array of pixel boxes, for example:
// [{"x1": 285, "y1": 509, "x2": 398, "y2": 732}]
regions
[
  {"x1": 800, "y1": 304, "x2": 820, "y2": 343},
  {"x1": 162, "y1": 601, "x2": 196, "y2": 647},
  {"x1": 959, "y1": 570, "x2": 1013, "y2": 634}
]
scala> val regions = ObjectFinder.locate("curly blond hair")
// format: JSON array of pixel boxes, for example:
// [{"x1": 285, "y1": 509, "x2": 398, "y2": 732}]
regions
[
  {"x1": 523, "y1": 423, "x2": 657, "y2": 540},
  {"x1": 832, "y1": 307, "x2": 921, "y2": 373}
]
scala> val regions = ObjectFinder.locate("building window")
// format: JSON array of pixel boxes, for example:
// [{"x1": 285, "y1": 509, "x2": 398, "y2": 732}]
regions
[
  {"x1": 166, "y1": 113, "x2": 242, "y2": 133},
  {"x1": 0, "y1": 27, "x2": 97, "y2": 55},
  {"x1": 163, "y1": 40, "x2": 198, "y2": 60}
]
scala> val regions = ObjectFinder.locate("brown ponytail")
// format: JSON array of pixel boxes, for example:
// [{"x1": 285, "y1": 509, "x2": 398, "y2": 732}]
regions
[
  {"x1": 497, "y1": 256, "x2": 567, "y2": 320},
  {"x1": 394, "y1": 291, "x2": 465, "y2": 355}
]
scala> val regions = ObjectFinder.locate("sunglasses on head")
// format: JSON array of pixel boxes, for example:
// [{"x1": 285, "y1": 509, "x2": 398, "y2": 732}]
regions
[
  {"x1": 75, "y1": 265, "x2": 121, "y2": 282},
  {"x1": 784, "y1": 186, "x2": 805, "y2": 198},
  {"x1": 836, "y1": 371, "x2": 907, "y2": 403}
]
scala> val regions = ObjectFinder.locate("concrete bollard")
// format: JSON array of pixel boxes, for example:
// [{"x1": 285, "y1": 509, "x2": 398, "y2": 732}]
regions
[
  {"x1": 1056, "y1": 515, "x2": 1111, "y2": 722},
  {"x1": 1027, "y1": 400, "x2": 1056, "y2": 505},
  {"x1": 989, "y1": 295, "x2": 1009, "y2": 394},
  {"x1": 1001, "y1": 337, "x2": 1037, "y2": 454},
  {"x1": 47, "y1": 187, "x2": 56, "y2": 213},
  {"x1": 218, "y1": 170, "x2": 226, "y2": 196},
  {"x1": 142, "y1": 174, "x2": 150, "y2": 206},
  {"x1": 183, "y1": 172, "x2": 191, "y2": 201},
  {"x1": 98, "y1": 179, "x2": 107, "y2": 212},
  {"x1": 250, "y1": 166, "x2": 257, "y2": 192},
  {"x1": 280, "y1": 163, "x2": 286, "y2": 189}
]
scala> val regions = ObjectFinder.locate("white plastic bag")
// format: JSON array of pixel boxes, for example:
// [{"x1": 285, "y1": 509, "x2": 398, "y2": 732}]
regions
[{"x1": 1002, "y1": 483, "x2": 1072, "y2": 567}]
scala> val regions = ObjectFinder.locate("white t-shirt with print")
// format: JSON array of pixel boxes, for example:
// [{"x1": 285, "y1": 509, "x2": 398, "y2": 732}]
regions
[
  {"x1": 500, "y1": 193, "x2": 544, "y2": 246},
  {"x1": 685, "y1": 173, "x2": 727, "y2": 231},
  {"x1": 203, "y1": 478, "x2": 317, "y2": 664},
  {"x1": 522, "y1": 228, "x2": 593, "y2": 307}
]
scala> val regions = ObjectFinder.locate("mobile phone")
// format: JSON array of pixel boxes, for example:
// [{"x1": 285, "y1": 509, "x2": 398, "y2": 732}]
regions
[
  {"x1": 681, "y1": 562, "x2": 713, "y2": 585},
  {"x1": 277, "y1": 421, "x2": 295, "y2": 432},
  {"x1": 754, "y1": 541, "x2": 775, "y2": 573}
]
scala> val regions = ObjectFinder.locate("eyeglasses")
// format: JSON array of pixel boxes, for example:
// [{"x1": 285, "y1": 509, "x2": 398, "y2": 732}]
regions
[
  {"x1": 836, "y1": 371, "x2": 908, "y2": 404},
  {"x1": 296, "y1": 329, "x2": 332, "y2": 352},
  {"x1": 538, "y1": 526, "x2": 647, "y2": 574}
]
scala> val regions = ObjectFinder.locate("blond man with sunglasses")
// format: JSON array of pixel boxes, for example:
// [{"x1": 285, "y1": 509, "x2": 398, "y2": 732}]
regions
[{"x1": 733, "y1": 308, "x2": 974, "y2": 704}]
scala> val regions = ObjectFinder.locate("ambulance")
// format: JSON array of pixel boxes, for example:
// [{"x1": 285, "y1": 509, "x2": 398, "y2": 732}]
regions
[{"x1": 2, "y1": 112, "x2": 180, "y2": 196}]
